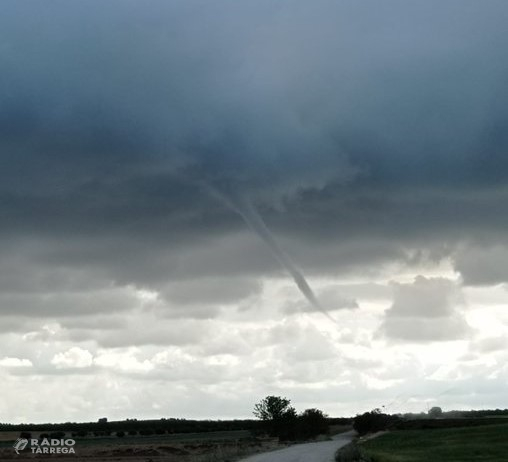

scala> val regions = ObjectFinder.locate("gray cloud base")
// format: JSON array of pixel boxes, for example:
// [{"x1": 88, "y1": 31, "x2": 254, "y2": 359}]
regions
[{"x1": 2, "y1": 2, "x2": 508, "y2": 289}]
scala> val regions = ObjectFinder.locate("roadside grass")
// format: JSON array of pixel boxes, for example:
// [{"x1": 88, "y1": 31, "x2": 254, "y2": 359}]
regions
[{"x1": 360, "y1": 423, "x2": 508, "y2": 462}]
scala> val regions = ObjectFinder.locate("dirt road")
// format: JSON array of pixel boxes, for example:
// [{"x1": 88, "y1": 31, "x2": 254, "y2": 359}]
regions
[{"x1": 239, "y1": 431, "x2": 355, "y2": 462}]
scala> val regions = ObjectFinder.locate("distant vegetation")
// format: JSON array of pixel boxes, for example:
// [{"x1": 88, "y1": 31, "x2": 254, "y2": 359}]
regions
[
  {"x1": 394, "y1": 416, "x2": 508, "y2": 431},
  {"x1": 351, "y1": 407, "x2": 508, "y2": 436},
  {"x1": 0, "y1": 399, "x2": 351, "y2": 442},
  {"x1": 399, "y1": 408, "x2": 508, "y2": 420},
  {"x1": 0, "y1": 417, "x2": 264, "y2": 437}
]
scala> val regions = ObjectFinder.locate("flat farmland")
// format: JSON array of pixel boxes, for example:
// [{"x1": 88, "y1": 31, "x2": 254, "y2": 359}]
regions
[{"x1": 0, "y1": 430, "x2": 280, "y2": 461}]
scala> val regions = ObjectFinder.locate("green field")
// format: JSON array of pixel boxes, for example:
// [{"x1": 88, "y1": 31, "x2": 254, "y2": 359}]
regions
[{"x1": 361, "y1": 423, "x2": 508, "y2": 462}]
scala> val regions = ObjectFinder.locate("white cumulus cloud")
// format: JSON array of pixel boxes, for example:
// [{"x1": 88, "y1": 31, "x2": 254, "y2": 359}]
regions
[
  {"x1": 51, "y1": 347, "x2": 93, "y2": 369},
  {"x1": 0, "y1": 357, "x2": 33, "y2": 368}
]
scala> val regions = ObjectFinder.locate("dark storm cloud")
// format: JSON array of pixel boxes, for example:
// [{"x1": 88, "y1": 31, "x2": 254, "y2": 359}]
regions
[
  {"x1": 0, "y1": 289, "x2": 137, "y2": 317},
  {"x1": 454, "y1": 245, "x2": 508, "y2": 286},
  {"x1": 1, "y1": 0, "x2": 508, "y2": 297},
  {"x1": 160, "y1": 278, "x2": 261, "y2": 306},
  {"x1": 67, "y1": 320, "x2": 208, "y2": 348}
]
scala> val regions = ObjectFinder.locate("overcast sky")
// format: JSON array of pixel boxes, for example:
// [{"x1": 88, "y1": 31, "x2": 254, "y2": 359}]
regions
[{"x1": 1, "y1": 1, "x2": 508, "y2": 423}]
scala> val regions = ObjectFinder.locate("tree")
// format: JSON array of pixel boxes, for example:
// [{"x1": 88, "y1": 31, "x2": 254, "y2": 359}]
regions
[
  {"x1": 253, "y1": 396, "x2": 295, "y2": 421},
  {"x1": 253, "y1": 396, "x2": 297, "y2": 439},
  {"x1": 428, "y1": 406, "x2": 443, "y2": 418}
]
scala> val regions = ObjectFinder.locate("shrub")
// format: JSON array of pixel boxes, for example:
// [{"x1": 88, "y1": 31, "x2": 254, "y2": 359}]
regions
[
  {"x1": 428, "y1": 406, "x2": 443, "y2": 418},
  {"x1": 116, "y1": 431, "x2": 125, "y2": 437},
  {"x1": 353, "y1": 409, "x2": 399, "y2": 436},
  {"x1": 297, "y1": 408, "x2": 329, "y2": 439}
]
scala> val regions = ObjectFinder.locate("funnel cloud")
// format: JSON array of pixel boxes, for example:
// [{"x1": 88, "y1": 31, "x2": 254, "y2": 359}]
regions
[{"x1": 218, "y1": 191, "x2": 357, "y2": 321}]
